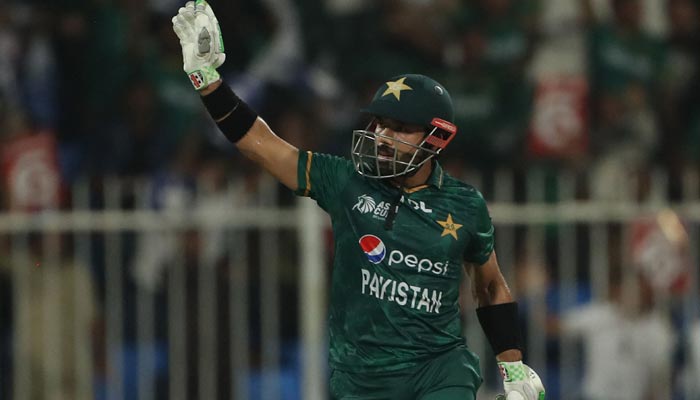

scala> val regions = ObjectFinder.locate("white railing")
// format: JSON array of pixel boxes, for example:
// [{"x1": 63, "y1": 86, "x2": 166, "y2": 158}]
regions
[{"x1": 0, "y1": 170, "x2": 698, "y2": 400}]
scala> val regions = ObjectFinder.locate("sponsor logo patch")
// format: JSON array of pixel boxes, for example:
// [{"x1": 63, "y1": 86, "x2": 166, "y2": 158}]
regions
[
  {"x1": 189, "y1": 71, "x2": 204, "y2": 89},
  {"x1": 359, "y1": 234, "x2": 386, "y2": 264}
]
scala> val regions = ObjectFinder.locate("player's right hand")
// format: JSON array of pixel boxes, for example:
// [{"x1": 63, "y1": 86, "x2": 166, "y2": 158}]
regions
[
  {"x1": 496, "y1": 361, "x2": 545, "y2": 400},
  {"x1": 171, "y1": 0, "x2": 225, "y2": 90}
]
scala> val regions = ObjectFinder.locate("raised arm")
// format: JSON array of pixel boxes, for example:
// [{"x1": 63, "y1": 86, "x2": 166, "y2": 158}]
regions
[
  {"x1": 236, "y1": 117, "x2": 299, "y2": 191},
  {"x1": 200, "y1": 81, "x2": 299, "y2": 190},
  {"x1": 173, "y1": 1, "x2": 299, "y2": 190}
]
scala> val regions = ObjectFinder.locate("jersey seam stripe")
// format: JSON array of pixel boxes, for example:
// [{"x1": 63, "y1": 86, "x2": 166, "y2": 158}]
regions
[{"x1": 303, "y1": 151, "x2": 313, "y2": 196}]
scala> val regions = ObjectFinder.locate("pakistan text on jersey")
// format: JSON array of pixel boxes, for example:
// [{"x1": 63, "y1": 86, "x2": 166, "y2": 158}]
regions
[{"x1": 360, "y1": 269, "x2": 443, "y2": 314}]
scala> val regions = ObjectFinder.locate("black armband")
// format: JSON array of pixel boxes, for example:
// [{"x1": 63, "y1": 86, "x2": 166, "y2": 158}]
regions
[
  {"x1": 476, "y1": 302, "x2": 522, "y2": 355},
  {"x1": 200, "y1": 82, "x2": 258, "y2": 143}
]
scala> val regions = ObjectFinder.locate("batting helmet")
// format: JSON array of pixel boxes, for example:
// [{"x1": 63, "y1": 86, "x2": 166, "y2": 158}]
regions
[{"x1": 351, "y1": 74, "x2": 457, "y2": 178}]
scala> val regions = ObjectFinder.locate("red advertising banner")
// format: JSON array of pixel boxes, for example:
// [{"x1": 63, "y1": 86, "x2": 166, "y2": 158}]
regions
[
  {"x1": 528, "y1": 76, "x2": 589, "y2": 159},
  {"x1": 630, "y1": 210, "x2": 690, "y2": 296},
  {"x1": 1, "y1": 131, "x2": 62, "y2": 211}
]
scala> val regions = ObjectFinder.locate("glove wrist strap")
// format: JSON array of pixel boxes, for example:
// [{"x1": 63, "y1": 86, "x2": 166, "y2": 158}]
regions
[
  {"x1": 189, "y1": 66, "x2": 220, "y2": 91},
  {"x1": 498, "y1": 361, "x2": 525, "y2": 382},
  {"x1": 201, "y1": 81, "x2": 258, "y2": 143}
]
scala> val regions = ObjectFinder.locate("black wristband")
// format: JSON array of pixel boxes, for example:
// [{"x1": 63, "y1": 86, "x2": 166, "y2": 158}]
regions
[
  {"x1": 200, "y1": 82, "x2": 258, "y2": 143},
  {"x1": 476, "y1": 302, "x2": 522, "y2": 355}
]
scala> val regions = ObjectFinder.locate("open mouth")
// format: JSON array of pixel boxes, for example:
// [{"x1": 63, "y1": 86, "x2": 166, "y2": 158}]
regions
[{"x1": 377, "y1": 146, "x2": 395, "y2": 160}]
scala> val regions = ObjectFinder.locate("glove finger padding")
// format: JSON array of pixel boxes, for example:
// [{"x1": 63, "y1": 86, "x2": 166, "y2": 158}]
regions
[
  {"x1": 172, "y1": 4, "x2": 197, "y2": 44},
  {"x1": 193, "y1": 2, "x2": 224, "y2": 59},
  {"x1": 172, "y1": 15, "x2": 194, "y2": 43},
  {"x1": 179, "y1": 4, "x2": 197, "y2": 27},
  {"x1": 194, "y1": 13, "x2": 215, "y2": 57},
  {"x1": 200, "y1": 2, "x2": 225, "y2": 53}
]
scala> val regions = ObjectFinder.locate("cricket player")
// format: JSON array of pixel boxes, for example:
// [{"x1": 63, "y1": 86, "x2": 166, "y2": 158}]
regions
[{"x1": 172, "y1": 2, "x2": 545, "y2": 399}]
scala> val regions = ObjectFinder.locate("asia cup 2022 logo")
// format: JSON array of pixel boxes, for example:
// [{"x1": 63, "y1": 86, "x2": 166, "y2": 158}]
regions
[
  {"x1": 352, "y1": 194, "x2": 432, "y2": 220},
  {"x1": 359, "y1": 234, "x2": 386, "y2": 264},
  {"x1": 352, "y1": 194, "x2": 376, "y2": 213}
]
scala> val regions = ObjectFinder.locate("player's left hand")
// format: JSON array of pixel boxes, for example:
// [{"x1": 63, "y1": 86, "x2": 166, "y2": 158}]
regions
[
  {"x1": 171, "y1": 0, "x2": 225, "y2": 90},
  {"x1": 496, "y1": 361, "x2": 545, "y2": 400}
]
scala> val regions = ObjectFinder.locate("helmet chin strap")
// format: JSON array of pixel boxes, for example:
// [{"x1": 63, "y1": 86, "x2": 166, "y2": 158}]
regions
[
  {"x1": 383, "y1": 173, "x2": 407, "y2": 231},
  {"x1": 382, "y1": 150, "x2": 439, "y2": 230}
]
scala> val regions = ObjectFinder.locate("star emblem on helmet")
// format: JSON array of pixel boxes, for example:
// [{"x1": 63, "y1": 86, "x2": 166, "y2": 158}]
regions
[
  {"x1": 437, "y1": 213, "x2": 463, "y2": 240},
  {"x1": 381, "y1": 77, "x2": 413, "y2": 101}
]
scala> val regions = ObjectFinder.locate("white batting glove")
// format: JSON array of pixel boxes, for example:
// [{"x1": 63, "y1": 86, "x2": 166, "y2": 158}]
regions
[
  {"x1": 496, "y1": 361, "x2": 546, "y2": 400},
  {"x1": 171, "y1": 0, "x2": 225, "y2": 90}
]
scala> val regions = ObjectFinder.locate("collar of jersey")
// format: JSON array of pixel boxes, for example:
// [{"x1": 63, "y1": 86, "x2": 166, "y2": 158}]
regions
[{"x1": 402, "y1": 161, "x2": 444, "y2": 193}]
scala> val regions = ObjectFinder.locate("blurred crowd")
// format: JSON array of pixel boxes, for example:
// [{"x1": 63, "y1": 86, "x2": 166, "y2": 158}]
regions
[
  {"x1": 0, "y1": 0, "x2": 699, "y2": 205},
  {"x1": 1, "y1": 0, "x2": 700, "y2": 399}
]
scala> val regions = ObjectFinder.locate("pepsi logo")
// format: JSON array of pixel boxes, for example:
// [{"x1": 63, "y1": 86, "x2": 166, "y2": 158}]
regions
[{"x1": 359, "y1": 234, "x2": 386, "y2": 264}]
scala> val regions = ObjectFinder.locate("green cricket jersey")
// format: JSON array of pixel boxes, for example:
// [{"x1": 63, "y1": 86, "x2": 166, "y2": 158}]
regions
[{"x1": 295, "y1": 151, "x2": 495, "y2": 372}]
